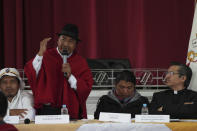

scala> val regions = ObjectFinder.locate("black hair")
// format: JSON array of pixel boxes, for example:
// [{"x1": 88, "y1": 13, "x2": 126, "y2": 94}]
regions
[
  {"x1": 0, "y1": 91, "x2": 8, "y2": 118},
  {"x1": 115, "y1": 70, "x2": 136, "y2": 85},
  {"x1": 170, "y1": 62, "x2": 192, "y2": 88}
]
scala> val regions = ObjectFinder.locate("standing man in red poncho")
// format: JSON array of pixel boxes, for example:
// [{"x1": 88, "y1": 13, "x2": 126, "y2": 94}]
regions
[{"x1": 24, "y1": 24, "x2": 93, "y2": 119}]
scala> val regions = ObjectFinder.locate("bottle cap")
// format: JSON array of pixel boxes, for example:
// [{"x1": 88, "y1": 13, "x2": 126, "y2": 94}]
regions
[
  {"x1": 62, "y1": 104, "x2": 66, "y2": 108},
  {"x1": 143, "y1": 104, "x2": 147, "y2": 107}
]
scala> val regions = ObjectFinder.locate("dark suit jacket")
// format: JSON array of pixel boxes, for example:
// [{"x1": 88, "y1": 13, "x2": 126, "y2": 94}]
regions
[{"x1": 149, "y1": 89, "x2": 197, "y2": 119}]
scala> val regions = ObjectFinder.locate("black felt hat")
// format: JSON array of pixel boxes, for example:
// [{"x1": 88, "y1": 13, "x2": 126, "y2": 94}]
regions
[{"x1": 58, "y1": 24, "x2": 81, "y2": 41}]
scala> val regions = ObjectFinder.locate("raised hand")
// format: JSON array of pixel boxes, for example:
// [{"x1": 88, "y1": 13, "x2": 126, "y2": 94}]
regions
[{"x1": 38, "y1": 37, "x2": 52, "y2": 56}]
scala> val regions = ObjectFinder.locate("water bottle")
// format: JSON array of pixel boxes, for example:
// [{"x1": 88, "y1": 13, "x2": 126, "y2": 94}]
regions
[
  {"x1": 61, "y1": 104, "x2": 68, "y2": 115},
  {"x1": 141, "y1": 103, "x2": 149, "y2": 115}
]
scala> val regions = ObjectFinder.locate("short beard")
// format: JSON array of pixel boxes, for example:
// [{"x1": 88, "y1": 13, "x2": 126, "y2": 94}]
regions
[{"x1": 6, "y1": 94, "x2": 15, "y2": 99}]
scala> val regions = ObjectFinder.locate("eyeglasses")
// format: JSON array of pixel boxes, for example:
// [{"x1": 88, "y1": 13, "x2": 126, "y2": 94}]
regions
[{"x1": 165, "y1": 71, "x2": 182, "y2": 76}]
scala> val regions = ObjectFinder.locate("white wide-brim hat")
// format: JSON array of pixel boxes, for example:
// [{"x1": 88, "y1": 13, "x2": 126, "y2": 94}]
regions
[{"x1": 0, "y1": 68, "x2": 25, "y2": 89}]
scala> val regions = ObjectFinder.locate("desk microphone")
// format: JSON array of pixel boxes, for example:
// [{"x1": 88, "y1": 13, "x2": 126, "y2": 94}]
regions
[
  {"x1": 62, "y1": 49, "x2": 69, "y2": 77},
  {"x1": 24, "y1": 118, "x2": 30, "y2": 124}
]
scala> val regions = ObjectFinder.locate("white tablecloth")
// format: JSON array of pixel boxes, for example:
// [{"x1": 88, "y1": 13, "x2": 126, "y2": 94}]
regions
[{"x1": 76, "y1": 123, "x2": 171, "y2": 131}]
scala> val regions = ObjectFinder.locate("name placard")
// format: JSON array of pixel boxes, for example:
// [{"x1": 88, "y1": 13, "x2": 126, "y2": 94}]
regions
[
  {"x1": 35, "y1": 115, "x2": 69, "y2": 124},
  {"x1": 4, "y1": 116, "x2": 20, "y2": 124},
  {"x1": 135, "y1": 115, "x2": 170, "y2": 123},
  {"x1": 99, "y1": 112, "x2": 131, "y2": 123}
]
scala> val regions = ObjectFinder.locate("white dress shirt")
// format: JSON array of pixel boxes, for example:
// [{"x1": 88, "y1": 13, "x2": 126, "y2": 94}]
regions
[
  {"x1": 4, "y1": 89, "x2": 35, "y2": 121},
  {"x1": 32, "y1": 47, "x2": 77, "y2": 90}
]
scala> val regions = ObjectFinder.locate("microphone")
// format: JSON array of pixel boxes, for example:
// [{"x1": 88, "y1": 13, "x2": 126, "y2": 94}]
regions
[
  {"x1": 24, "y1": 118, "x2": 30, "y2": 124},
  {"x1": 62, "y1": 49, "x2": 68, "y2": 77}
]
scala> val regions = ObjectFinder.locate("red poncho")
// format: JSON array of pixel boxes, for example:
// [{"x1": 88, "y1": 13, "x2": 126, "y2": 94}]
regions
[
  {"x1": 0, "y1": 122, "x2": 18, "y2": 131},
  {"x1": 24, "y1": 48, "x2": 93, "y2": 119}
]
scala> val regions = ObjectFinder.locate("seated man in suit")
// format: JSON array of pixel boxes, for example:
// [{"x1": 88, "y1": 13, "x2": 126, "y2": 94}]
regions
[
  {"x1": 150, "y1": 62, "x2": 197, "y2": 119},
  {"x1": 0, "y1": 91, "x2": 18, "y2": 131},
  {"x1": 94, "y1": 70, "x2": 149, "y2": 119},
  {"x1": 0, "y1": 68, "x2": 35, "y2": 121}
]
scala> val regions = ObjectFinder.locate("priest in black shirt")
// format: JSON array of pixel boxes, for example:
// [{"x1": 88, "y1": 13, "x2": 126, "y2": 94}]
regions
[{"x1": 150, "y1": 62, "x2": 197, "y2": 119}]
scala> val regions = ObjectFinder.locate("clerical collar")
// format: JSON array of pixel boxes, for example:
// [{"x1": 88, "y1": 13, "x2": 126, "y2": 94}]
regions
[
  {"x1": 56, "y1": 47, "x2": 72, "y2": 58},
  {"x1": 173, "y1": 88, "x2": 186, "y2": 94},
  {"x1": 174, "y1": 90, "x2": 178, "y2": 94}
]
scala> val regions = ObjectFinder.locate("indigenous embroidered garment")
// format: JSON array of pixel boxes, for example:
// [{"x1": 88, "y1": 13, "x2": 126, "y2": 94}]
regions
[{"x1": 25, "y1": 48, "x2": 93, "y2": 119}]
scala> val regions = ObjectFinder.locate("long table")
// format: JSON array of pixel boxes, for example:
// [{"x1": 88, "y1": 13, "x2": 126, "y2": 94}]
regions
[
  {"x1": 166, "y1": 122, "x2": 197, "y2": 131},
  {"x1": 15, "y1": 120, "x2": 197, "y2": 131}
]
